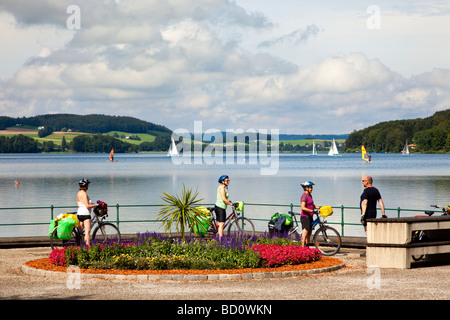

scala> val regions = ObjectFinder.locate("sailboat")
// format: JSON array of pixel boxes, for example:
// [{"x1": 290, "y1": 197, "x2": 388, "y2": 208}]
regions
[
  {"x1": 167, "y1": 137, "x2": 179, "y2": 157},
  {"x1": 401, "y1": 140, "x2": 410, "y2": 156},
  {"x1": 109, "y1": 148, "x2": 118, "y2": 162},
  {"x1": 362, "y1": 145, "x2": 370, "y2": 162},
  {"x1": 328, "y1": 139, "x2": 341, "y2": 157},
  {"x1": 310, "y1": 141, "x2": 317, "y2": 156}
]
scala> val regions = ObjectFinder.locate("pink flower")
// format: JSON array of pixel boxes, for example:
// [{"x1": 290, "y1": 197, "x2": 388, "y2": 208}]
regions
[{"x1": 49, "y1": 248, "x2": 67, "y2": 266}]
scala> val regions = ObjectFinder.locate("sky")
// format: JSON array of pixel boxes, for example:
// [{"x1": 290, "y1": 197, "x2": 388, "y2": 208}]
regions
[{"x1": 0, "y1": 0, "x2": 449, "y2": 134}]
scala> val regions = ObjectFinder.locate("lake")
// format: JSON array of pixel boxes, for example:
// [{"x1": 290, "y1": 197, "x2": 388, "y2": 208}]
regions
[{"x1": 1, "y1": 152, "x2": 449, "y2": 238}]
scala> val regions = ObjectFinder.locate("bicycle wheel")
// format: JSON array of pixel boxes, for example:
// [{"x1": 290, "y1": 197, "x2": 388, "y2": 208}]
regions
[
  {"x1": 50, "y1": 228, "x2": 81, "y2": 250},
  {"x1": 227, "y1": 217, "x2": 255, "y2": 239},
  {"x1": 92, "y1": 222, "x2": 121, "y2": 245},
  {"x1": 313, "y1": 225, "x2": 341, "y2": 256}
]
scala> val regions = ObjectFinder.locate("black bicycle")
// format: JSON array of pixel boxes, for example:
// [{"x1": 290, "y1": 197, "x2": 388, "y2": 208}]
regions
[
  {"x1": 50, "y1": 202, "x2": 121, "y2": 250},
  {"x1": 286, "y1": 210, "x2": 342, "y2": 256},
  {"x1": 411, "y1": 204, "x2": 449, "y2": 261}
]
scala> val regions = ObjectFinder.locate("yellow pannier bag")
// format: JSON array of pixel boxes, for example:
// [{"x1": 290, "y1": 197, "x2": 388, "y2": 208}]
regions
[{"x1": 319, "y1": 206, "x2": 333, "y2": 217}]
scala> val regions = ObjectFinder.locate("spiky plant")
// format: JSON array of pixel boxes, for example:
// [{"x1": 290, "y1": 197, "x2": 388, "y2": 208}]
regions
[{"x1": 157, "y1": 185, "x2": 207, "y2": 241}]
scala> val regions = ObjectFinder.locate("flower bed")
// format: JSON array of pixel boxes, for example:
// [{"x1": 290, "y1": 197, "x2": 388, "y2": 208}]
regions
[{"x1": 49, "y1": 232, "x2": 322, "y2": 271}]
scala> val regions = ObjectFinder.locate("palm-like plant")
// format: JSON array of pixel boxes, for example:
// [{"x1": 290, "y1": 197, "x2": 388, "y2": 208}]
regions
[{"x1": 157, "y1": 185, "x2": 208, "y2": 241}]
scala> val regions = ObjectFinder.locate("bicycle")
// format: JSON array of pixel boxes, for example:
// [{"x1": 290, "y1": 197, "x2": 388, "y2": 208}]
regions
[
  {"x1": 50, "y1": 201, "x2": 121, "y2": 250},
  {"x1": 286, "y1": 210, "x2": 342, "y2": 256},
  {"x1": 207, "y1": 202, "x2": 256, "y2": 239},
  {"x1": 411, "y1": 204, "x2": 449, "y2": 261}
]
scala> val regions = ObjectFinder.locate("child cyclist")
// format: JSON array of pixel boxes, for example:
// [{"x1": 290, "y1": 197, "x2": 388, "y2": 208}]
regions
[{"x1": 300, "y1": 181, "x2": 320, "y2": 247}]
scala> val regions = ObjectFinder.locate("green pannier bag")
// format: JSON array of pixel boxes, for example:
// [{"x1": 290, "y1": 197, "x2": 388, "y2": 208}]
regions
[
  {"x1": 48, "y1": 219, "x2": 57, "y2": 238},
  {"x1": 270, "y1": 212, "x2": 293, "y2": 226},
  {"x1": 192, "y1": 206, "x2": 211, "y2": 236},
  {"x1": 55, "y1": 217, "x2": 76, "y2": 240}
]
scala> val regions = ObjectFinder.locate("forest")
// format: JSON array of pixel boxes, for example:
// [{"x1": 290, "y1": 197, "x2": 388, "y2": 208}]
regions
[
  {"x1": 0, "y1": 114, "x2": 172, "y2": 153},
  {"x1": 344, "y1": 109, "x2": 450, "y2": 153},
  {"x1": 0, "y1": 114, "x2": 171, "y2": 135}
]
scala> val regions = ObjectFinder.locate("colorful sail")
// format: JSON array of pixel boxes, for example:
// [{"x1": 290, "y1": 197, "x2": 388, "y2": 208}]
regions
[
  {"x1": 109, "y1": 148, "x2": 114, "y2": 161},
  {"x1": 362, "y1": 145, "x2": 369, "y2": 162}
]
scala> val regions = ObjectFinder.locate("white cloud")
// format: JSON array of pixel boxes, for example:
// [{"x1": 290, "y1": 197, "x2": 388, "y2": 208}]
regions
[{"x1": 0, "y1": 1, "x2": 449, "y2": 134}]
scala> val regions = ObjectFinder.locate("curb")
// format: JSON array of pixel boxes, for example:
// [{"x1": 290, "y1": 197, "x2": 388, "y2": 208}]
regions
[{"x1": 21, "y1": 263, "x2": 346, "y2": 281}]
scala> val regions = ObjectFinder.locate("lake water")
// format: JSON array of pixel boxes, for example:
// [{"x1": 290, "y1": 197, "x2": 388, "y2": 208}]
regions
[{"x1": 1, "y1": 152, "x2": 450, "y2": 238}]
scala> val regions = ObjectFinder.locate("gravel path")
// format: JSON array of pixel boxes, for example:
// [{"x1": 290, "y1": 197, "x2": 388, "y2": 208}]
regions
[{"x1": 1, "y1": 246, "x2": 449, "y2": 300}]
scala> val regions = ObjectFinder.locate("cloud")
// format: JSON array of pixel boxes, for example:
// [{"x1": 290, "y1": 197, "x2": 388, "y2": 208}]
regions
[
  {"x1": 258, "y1": 24, "x2": 321, "y2": 48},
  {"x1": 0, "y1": 1, "x2": 449, "y2": 134}
]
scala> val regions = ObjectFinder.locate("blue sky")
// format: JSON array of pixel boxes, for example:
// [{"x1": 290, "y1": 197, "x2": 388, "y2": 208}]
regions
[{"x1": 0, "y1": 0, "x2": 449, "y2": 134}]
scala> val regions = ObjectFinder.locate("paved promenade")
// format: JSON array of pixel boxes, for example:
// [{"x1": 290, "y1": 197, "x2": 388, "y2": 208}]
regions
[{"x1": 1, "y1": 246, "x2": 449, "y2": 300}]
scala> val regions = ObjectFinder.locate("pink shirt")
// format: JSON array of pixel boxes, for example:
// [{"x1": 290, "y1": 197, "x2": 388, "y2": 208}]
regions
[{"x1": 301, "y1": 193, "x2": 314, "y2": 217}]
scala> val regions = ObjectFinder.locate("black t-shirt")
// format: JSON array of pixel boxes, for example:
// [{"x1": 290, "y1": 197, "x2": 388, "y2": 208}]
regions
[{"x1": 360, "y1": 187, "x2": 381, "y2": 218}]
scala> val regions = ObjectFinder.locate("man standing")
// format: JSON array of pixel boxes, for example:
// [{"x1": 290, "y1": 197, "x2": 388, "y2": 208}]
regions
[{"x1": 360, "y1": 176, "x2": 386, "y2": 235}]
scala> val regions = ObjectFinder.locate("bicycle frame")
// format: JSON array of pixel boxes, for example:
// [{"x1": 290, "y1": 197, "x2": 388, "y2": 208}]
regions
[
  {"x1": 209, "y1": 207, "x2": 239, "y2": 233},
  {"x1": 288, "y1": 211, "x2": 322, "y2": 234}
]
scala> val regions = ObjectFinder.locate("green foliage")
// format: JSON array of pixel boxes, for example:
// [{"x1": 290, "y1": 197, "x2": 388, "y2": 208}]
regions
[
  {"x1": 157, "y1": 185, "x2": 207, "y2": 241},
  {"x1": 38, "y1": 126, "x2": 54, "y2": 138},
  {"x1": 57, "y1": 233, "x2": 317, "y2": 271},
  {"x1": 70, "y1": 134, "x2": 137, "y2": 153},
  {"x1": 2, "y1": 114, "x2": 171, "y2": 135},
  {"x1": 0, "y1": 135, "x2": 39, "y2": 153},
  {"x1": 344, "y1": 109, "x2": 450, "y2": 153}
]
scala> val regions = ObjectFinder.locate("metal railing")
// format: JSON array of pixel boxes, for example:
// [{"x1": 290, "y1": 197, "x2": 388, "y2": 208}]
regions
[{"x1": 0, "y1": 202, "x2": 439, "y2": 238}]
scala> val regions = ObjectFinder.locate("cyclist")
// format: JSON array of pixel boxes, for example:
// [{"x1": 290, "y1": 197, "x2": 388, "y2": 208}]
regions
[
  {"x1": 300, "y1": 181, "x2": 320, "y2": 247},
  {"x1": 215, "y1": 175, "x2": 234, "y2": 239},
  {"x1": 76, "y1": 179, "x2": 98, "y2": 247}
]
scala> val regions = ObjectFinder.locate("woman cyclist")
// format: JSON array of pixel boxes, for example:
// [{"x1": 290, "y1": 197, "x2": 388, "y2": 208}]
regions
[
  {"x1": 300, "y1": 181, "x2": 320, "y2": 247},
  {"x1": 77, "y1": 179, "x2": 98, "y2": 247},
  {"x1": 215, "y1": 175, "x2": 233, "y2": 239}
]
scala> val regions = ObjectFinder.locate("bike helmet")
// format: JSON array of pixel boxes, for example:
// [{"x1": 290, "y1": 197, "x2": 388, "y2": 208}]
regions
[
  {"x1": 78, "y1": 179, "x2": 90, "y2": 187},
  {"x1": 300, "y1": 181, "x2": 315, "y2": 189},
  {"x1": 218, "y1": 175, "x2": 229, "y2": 183}
]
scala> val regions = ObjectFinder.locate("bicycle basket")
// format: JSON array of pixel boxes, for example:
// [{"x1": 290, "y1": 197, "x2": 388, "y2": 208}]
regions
[
  {"x1": 319, "y1": 206, "x2": 333, "y2": 217},
  {"x1": 94, "y1": 201, "x2": 108, "y2": 216}
]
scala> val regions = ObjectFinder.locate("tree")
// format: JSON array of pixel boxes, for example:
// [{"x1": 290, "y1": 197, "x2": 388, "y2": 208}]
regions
[
  {"x1": 156, "y1": 185, "x2": 208, "y2": 241},
  {"x1": 61, "y1": 136, "x2": 67, "y2": 152}
]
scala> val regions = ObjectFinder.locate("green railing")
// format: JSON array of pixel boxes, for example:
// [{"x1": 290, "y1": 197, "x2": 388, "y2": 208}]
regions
[{"x1": 0, "y1": 202, "x2": 438, "y2": 238}]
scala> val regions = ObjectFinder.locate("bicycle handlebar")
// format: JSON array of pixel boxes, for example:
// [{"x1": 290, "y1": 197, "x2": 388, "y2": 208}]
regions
[{"x1": 288, "y1": 211, "x2": 319, "y2": 216}]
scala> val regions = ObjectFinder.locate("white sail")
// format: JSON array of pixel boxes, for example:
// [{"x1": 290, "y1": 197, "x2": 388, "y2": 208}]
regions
[
  {"x1": 167, "y1": 137, "x2": 179, "y2": 157},
  {"x1": 401, "y1": 141, "x2": 410, "y2": 156},
  {"x1": 310, "y1": 141, "x2": 317, "y2": 156},
  {"x1": 328, "y1": 139, "x2": 341, "y2": 157}
]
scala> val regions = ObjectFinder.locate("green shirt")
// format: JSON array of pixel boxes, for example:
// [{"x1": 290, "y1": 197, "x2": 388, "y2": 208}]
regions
[{"x1": 215, "y1": 186, "x2": 229, "y2": 209}]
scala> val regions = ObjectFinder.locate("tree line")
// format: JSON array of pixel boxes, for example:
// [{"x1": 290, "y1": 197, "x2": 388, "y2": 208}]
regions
[
  {"x1": 0, "y1": 134, "x2": 172, "y2": 153},
  {"x1": 344, "y1": 109, "x2": 450, "y2": 153},
  {"x1": 0, "y1": 114, "x2": 171, "y2": 135}
]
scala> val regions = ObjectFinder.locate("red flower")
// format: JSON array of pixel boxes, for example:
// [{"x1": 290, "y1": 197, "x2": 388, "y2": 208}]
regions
[
  {"x1": 49, "y1": 248, "x2": 67, "y2": 267},
  {"x1": 251, "y1": 244, "x2": 321, "y2": 267}
]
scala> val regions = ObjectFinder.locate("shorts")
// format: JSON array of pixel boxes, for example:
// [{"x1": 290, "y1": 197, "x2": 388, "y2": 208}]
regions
[
  {"x1": 301, "y1": 216, "x2": 313, "y2": 232},
  {"x1": 361, "y1": 211, "x2": 377, "y2": 226},
  {"x1": 214, "y1": 206, "x2": 226, "y2": 223},
  {"x1": 77, "y1": 215, "x2": 91, "y2": 222}
]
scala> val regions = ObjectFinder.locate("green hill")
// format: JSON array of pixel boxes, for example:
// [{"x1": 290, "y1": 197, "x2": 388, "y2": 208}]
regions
[
  {"x1": 344, "y1": 109, "x2": 450, "y2": 153},
  {"x1": 0, "y1": 114, "x2": 171, "y2": 135},
  {"x1": 0, "y1": 114, "x2": 172, "y2": 153}
]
